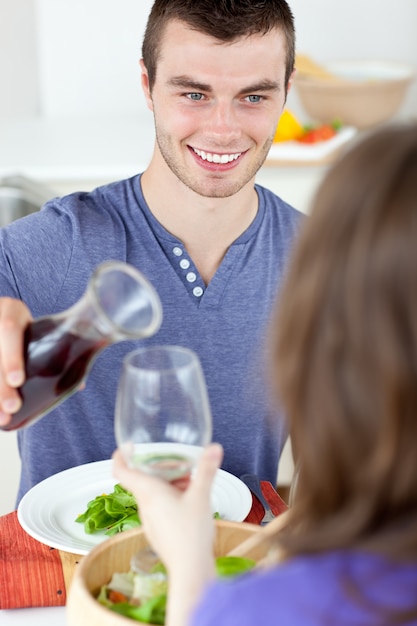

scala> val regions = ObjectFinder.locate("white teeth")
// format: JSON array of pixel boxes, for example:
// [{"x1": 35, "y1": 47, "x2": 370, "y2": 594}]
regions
[{"x1": 193, "y1": 148, "x2": 241, "y2": 163}]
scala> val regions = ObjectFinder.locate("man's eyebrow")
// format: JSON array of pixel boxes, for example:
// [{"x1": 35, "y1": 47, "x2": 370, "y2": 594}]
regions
[
  {"x1": 167, "y1": 76, "x2": 281, "y2": 94},
  {"x1": 168, "y1": 76, "x2": 212, "y2": 92},
  {"x1": 238, "y1": 80, "x2": 281, "y2": 95}
]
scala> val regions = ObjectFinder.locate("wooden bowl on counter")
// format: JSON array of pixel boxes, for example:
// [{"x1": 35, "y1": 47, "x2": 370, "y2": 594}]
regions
[
  {"x1": 295, "y1": 60, "x2": 415, "y2": 129},
  {"x1": 67, "y1": 520, "x2": 267, "y2": 626}
]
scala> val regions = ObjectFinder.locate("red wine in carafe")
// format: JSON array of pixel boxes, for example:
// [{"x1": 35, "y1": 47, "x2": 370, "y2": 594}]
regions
[
  {"x1": 4, "y1": 318, "x2": 108, "y2": 431},
  {"x1": 0, "y1": 261, "x2": 162, "y2": 432}
]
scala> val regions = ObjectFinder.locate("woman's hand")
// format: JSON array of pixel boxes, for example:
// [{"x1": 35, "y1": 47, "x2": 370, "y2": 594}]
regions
[
  {"x1": 112, "y1": 443, "x2": 223, "y2": 571},
  {"x1": 0, "y1": 298, "x2": 32, "y2": 426},
  {"x1": 112, "y1": 443, "x2": 224, "y2": 626}
]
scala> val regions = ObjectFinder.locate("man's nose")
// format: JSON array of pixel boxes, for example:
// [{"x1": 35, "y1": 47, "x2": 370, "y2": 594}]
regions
[{"x1": 205, "y1": 101, "x2": 242, "y2": 142}]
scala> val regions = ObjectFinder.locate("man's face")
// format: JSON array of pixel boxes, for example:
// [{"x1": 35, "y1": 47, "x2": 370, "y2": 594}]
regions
[{"x1": 141, "y1": 20, "x2": 291, "y2": 199}]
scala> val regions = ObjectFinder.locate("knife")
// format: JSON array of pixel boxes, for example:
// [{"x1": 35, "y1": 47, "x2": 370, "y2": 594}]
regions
[{"x1": 240, "y1": 473, "x2": 276, "y2": 525}]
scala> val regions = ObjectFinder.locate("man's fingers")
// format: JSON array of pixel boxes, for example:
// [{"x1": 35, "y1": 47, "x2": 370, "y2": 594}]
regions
[
  {"x1": 0, "y1": 298, "x2": 32, "y2": 419},
  {"x1": 0, "y1": 298, "x2": 31, "y2": 388}
]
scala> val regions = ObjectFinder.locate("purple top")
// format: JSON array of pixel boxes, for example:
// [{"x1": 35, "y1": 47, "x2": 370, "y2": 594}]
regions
[{"x1": 193, "y1": 549, "x2": 417, "y2": 625}]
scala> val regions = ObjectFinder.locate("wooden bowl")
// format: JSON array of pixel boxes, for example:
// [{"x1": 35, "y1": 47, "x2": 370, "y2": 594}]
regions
[
  {"x1": 67, "y1": 520, "x2": 266, "y2": 626},
  {"x1": 295, "y1": 60, "x2": 415, "y2": 129}
]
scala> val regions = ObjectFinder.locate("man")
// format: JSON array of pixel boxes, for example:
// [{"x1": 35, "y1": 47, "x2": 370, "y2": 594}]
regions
[{"x1": 0, "y1": 0, "x2": 302, "y2": 504}]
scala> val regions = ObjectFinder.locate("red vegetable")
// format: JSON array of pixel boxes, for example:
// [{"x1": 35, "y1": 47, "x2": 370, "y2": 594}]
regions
[
  {"x1": 297, "y1": 124, "x2": 337, "y2": 144},
  {"x1": 108, "y1": 590, "x2": 129, "y2": 604}
]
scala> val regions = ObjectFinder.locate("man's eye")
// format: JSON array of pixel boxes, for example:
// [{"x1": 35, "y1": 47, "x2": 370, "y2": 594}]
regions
[
  {"x1": 246, "y1": 95, "x2": 262, "y2": 103},
  {"x1": 187, "y1": 93, "x2": 204, "y2": 101}
]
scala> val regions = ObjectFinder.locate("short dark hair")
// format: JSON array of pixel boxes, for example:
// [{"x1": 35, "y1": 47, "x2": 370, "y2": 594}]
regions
[{"x1": 142, "y1": 0, "x2": 295, "y2": 92}]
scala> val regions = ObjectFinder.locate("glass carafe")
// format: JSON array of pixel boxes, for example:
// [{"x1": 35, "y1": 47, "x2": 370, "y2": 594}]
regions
[{"x1": 1, "y1": 260, "x2": 162, "y2": 431}]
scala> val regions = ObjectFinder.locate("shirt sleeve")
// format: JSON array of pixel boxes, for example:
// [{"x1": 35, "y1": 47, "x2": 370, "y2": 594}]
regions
[{"x1": 0, "y1": 197, "x2": 76, "y2": 315}]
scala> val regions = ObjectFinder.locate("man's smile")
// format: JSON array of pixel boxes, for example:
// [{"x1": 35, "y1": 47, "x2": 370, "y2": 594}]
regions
[{"x1": 191, "y1": 147, "x2": 243, "y2": 164}]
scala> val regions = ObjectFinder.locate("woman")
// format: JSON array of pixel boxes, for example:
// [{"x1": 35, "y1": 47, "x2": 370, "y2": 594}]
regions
[{"x1": 113, "y1": 122, "x2": 417, "y2": 625}]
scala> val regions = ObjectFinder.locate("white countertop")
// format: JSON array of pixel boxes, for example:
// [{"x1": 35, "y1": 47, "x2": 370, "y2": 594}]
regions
[{"x1": 0, "y1": 607, "x2": 66, "y2": 625}]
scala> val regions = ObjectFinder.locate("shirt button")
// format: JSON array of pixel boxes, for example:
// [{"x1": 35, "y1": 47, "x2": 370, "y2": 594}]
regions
[
  {"x1": 180, "y1": 259, "x2": 190, "y2": 269},
  {"x1": 193, "y1": 286, "x2": 204, "y2": 297},
  {"x1": 172, "y1": 246, "x2": 183, "y2": 256},
  {"x1": 186, "y1": 272, "x2": 197, "y2": 283}
]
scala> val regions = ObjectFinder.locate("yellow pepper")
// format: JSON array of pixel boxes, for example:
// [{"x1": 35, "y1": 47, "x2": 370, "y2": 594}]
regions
[{"x1": 273, "y1": 109, "x2": 304, "y2": 143}]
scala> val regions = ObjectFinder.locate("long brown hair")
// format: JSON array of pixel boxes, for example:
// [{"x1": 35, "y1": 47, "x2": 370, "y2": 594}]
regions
[
  {"x1": 141, "y1": 0, "x2": 295, "y2": 92},
  {"x1": 272, "y1": 123, "x2": 417, "y2": 559}
]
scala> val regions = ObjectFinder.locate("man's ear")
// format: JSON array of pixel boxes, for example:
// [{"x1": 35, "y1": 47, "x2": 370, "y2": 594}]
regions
[
  {"x1": 287, "y1": 68, "x2": 296, "y2": 95},
  {"x1": 283, "y1": 68, "x2": 296, "y2": 106},
  {"x1": 140, "y1": 59, "x2": 153, "y2": 112}
]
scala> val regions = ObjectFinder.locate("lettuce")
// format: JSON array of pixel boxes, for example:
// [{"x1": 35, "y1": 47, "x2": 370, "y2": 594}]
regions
[
  {"x1": 215, "y1": 556, "x2": 256, "y2": 577},
  {"x1": 98, "y1": 555, "x2": 255, "y2": 624},
  {"x1": 75, "y1": 483, "x2": 141, "y2": 535},
  {"x1": 109, "y1": 594, "x2": 167, "y2": 625}
]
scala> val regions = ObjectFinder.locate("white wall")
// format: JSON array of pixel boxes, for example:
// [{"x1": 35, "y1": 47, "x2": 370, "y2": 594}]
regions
[
  {"x1": 34, "y1": 0, "x2": 154, "y2": 117},
  {"x1": 0, "y1": 0, "x2": 40, "y2": 116},
  {"x1": 286, "y1": 0, "x2": 417, "y2": 121},
  {"x1": 1, "y1": 0, "x2": 415, "y2": 120}
]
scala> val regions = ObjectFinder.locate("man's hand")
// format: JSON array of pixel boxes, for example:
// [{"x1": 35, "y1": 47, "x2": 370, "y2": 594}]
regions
[{"x1": 0, "y1": 298, "x2": 32, "y2": 426}]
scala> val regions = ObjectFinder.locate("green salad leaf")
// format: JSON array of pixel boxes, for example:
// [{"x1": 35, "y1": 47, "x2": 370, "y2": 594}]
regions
[
  {"x1": 75, "y1": 483, "x2": 141, "y2": 535},
  {"x1": 109, "y1": 594, "x2": 167, "y2": 625},
  {"x1": 215, "y1": 556, "x2": 256, "y2": 577},
  {"x1": 98, "y1": 555, "x2": 255, "y2": 623},
  {"x1": 76, "y1": 484, "x2": 222, "y2": 537}
]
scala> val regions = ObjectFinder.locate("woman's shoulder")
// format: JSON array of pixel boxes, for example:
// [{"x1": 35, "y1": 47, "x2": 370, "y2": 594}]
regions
[{"x1": 192, "y1": 550, "x2": 417, "y2": 626}]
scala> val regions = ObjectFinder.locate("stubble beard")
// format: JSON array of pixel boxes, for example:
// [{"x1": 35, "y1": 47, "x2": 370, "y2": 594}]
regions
[{"x1": 155, "y1": 129, "x2": 274, "y2": 199}]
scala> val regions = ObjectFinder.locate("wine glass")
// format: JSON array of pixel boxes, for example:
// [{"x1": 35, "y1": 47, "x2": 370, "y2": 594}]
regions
[
  {"x1": 114, "y1": 345, "x2": 213, "y2": 574},
  {"x1": 115, "y1": 344, "x2": 213, "y2": 485}
]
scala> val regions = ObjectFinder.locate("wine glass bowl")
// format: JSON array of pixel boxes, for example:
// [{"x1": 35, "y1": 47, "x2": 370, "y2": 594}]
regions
[{"x1": 114, "y1": 345, "x2": 213, "y2": 485}]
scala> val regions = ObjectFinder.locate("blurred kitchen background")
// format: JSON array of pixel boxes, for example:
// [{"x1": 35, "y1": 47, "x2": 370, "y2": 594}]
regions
[{"x1": 0, "y1": 0, "x2": 416, "y2": 514}]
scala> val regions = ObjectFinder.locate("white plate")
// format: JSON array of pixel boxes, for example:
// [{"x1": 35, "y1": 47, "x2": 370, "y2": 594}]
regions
[
  {"x1": 17, "y1": 458, "x2": 252, "y2": 555},
  {"x1": 267, "y1": 126, "x2": 357, "y2": 163}
]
